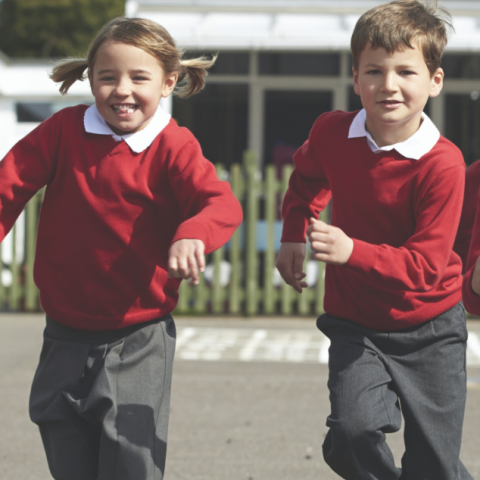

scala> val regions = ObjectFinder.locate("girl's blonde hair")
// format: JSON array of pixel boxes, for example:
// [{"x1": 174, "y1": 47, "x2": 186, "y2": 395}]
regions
[{"x1": 50, "y1": 17, "x2": 216, "y2": 97}]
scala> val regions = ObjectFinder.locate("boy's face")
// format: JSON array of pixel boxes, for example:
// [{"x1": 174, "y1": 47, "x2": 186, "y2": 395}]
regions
[{"x1": 352, "y1": 42, "x2": 443, "y2": 144}]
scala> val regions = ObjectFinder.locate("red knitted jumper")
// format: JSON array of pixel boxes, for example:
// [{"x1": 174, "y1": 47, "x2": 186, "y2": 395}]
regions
[
  {"x1": 281, "y1": 110, "x2": 464, "y2": 330},
  {"x1": 0, "y1": 105, "x2": 242, "y2": 330},
  {"x1": 460, "y1": 160, "x2": 480, "y2": 314},
  {"x1": 454, "y1": 159, "x2": 480, "y2": 270}
]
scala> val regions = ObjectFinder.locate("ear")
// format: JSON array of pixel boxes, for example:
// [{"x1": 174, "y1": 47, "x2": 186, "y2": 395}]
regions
[
  {"x1": 352, "y1": 68, "x2": 361, "y2": 96},
  {"x1": 162, "y1": 71, "x2": 178, "y2": 98},
  {"x1": 429, "y1": 67, "x2": 444, "y2": 98}
]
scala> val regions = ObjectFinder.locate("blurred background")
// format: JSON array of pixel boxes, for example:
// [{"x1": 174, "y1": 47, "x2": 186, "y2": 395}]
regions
[{"x1": 1, "y1": 0, "x2": 480, "y2": 315}]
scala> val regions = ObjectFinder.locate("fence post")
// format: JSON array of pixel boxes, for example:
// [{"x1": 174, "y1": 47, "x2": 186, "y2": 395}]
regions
[
  {"x1": 280, "y1": 164, "x2": 294, "y2": 314},
  {"x1": 25, "y1": 195, "x2": 38, "y2": 311},
  {"x1": 212, "y1": 164, "x2": 225, "y2": 313},
  {"x1": 228, "y1": 163, "x2": 242, "y2": 314},
  {"x1": 264, "y1": 165, "x2": 276, "y2": 313},
  {"x1": 315, "y1": 208, "x2": 328, "y2": 314},
  {"x1": 244, "y1": 151, "x2": 259, "y2": 316},
  {"x1": 10, "y1": 223, "x2": 20, "y2": 310}
]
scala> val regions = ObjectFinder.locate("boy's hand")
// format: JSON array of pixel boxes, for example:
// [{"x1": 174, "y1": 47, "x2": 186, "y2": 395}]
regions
[
  {"x1": 307, "y1": 218, "x2": 353, "y2": 265},
  {"x1": 168, "y1": 239, "x2": 205, "y2": 285},
  {"x1": 276, "y1": 242, "x2": 308, "y2": 293},
  {"x1": 471, "y1": 256, "x2": 480, "y2": 295}
]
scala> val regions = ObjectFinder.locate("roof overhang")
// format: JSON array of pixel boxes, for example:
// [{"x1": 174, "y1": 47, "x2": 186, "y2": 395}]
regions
[{"x1": 129, "y1": 0, "x2": 480, "y2": 51}]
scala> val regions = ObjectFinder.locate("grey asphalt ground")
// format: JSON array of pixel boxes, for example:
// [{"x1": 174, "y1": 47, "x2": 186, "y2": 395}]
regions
[{"x1": 1, "y1": 314, "x2": 479, "y2": 480}]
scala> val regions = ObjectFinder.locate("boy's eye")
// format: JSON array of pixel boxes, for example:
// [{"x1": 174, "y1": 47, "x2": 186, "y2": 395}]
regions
[
  {"x1": 133, "y1": 76, "x2": 149, "y2": 81},
  {"x1": 366, "y1": 69, "x2": 381, "y2": 75},
  {"x1": 400, "y1": 70, "x2": 415, "y2": 75}
]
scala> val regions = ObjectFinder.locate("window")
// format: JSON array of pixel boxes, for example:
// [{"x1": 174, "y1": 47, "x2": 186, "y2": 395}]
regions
[
  {"x1": 16, "y1": 103, "x2": 52, "y2": 122},
  {"x1": 442, "y1": 54, "x2": 480, "y2": 79},
  {"x1": 173, "y1": 84, "x2": 248, "y2": 167},
  {"x1": 259, "y1": 52, "x2": 340, "y2": 76},
  {"x1": 184, "y1": 52, "x2": 250, "y2": 75}
]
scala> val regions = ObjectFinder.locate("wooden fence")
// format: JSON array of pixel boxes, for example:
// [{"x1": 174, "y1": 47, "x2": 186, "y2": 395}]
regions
[{"x1": 0, "y1": 152, "x2": 327, "y2": 315}]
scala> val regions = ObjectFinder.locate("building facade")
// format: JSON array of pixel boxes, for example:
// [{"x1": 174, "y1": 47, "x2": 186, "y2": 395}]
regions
[{"x1": 1, "y1": 0, "x2": 480, "y2": 168}]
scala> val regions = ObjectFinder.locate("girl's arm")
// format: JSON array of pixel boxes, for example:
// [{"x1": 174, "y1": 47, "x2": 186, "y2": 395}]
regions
[
  {"x1": 0, "y1": 117, "x2": 57, "y2": 241},
  {"x1": 167, "y1": 138, "x2": 242, "y2": 260}
]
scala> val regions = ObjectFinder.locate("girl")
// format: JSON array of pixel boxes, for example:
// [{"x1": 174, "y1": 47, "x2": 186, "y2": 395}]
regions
[{"x1": 0, "y1": 17, "x2": 242, "y2": 480}]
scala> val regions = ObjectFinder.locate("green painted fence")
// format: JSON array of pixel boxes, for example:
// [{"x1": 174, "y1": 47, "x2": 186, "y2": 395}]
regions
[{"x1": 0, "y1": 153, "x2": 327, "y2": 315}]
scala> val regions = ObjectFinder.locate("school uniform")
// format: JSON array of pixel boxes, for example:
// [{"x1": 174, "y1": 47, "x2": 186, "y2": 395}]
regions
[
  {"x1": 0, "y1": 104, "x2": 243, "y2": 479},
  {"x1": 282, "y1": 109, "x2": 473, "y2": 480}
]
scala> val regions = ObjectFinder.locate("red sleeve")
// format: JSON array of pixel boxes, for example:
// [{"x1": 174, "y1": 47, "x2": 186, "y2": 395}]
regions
[
  {"x1": 168, "y1": 140, "x2": 242, "y2": 254},
  {"x1": 0, "y1": 117, "x2": 57, "y2": 241},
  {"x1": 346, "y1": 165, "x2": 464, "y2": 292},
  {"x1": 281, "y1": 122, "x2": 332, "y2": 243},
  {"x1": 463, "y1": 176, "x2": 480, "y2": 315},
  {"x1": 453, "y1": 160, "x2": 480, "y2": 271}
]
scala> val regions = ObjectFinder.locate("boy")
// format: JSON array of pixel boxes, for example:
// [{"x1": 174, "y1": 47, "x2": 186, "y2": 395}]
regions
[{"x1": 277, "y1": 1, "x2": 473, "y2": 479}]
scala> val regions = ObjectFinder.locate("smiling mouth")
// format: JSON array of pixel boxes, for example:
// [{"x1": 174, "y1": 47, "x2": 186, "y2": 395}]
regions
[
  {"x1": 111, "y1": 104, "x2": 138, "y2": 114},
  {"x1": 379, "y1": 100, "x2": 402, "y2": 105}
]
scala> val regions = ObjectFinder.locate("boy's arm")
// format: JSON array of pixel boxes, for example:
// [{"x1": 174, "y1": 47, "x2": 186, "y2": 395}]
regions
[
  {"x1": 0, "y1": 118, "x2": 57, "y2": 242},
  {"x1": 341, "y1": 165, "x2": 464, "y2": 292},
  {"x1": 277, "y1": 132, "x2": 332, "y2": 291},
  {"x1": 168, "y1": 138, "x2": 242, "y2": 254}
]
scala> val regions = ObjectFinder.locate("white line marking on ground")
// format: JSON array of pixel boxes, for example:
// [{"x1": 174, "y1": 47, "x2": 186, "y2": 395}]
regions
[
  {"x1": 175, "y1": 327, "x2": 196, "y2": 350},
  {"x1": 239, "y1": 329, "x2": 268, "y2": 361},
  {"x1": 318, "y1": 337, "x2": 330, "y2": 364},
  {"x1": 467, "y1": 332, "x2": 480, "y2": 360}
]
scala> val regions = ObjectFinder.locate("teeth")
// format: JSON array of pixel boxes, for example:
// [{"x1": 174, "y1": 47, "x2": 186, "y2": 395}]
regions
[{"x1": 113, "y1": 105, "x2": 137, "y2": 114}]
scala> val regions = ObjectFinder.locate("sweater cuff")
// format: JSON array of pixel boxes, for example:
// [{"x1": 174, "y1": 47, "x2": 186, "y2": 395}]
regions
[
  {"x1": 171, "y1": 222, "x2": 210, "y2": 251},
  {"x1": 346, "y1": 238, "x2": 378, "y2": 273},
  {"x1": 280, "y1": 215, "x2": 309, "y2": 244}
]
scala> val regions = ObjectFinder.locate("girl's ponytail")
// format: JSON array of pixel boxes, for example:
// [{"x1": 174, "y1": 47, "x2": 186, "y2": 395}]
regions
[
  {"x1": 50, "y1": 59, "x2": 88, "y2": 95},
  {"x1": 176, "y1": 55, "x2": 218, "y2": 98}
]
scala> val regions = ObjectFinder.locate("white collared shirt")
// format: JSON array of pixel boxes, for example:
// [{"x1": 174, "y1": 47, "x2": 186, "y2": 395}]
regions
[
  {"x1": 83, "y1": 104, "x2": 172, "y2": 153},
  {"x1": 348, "y1": 109, "x2": 440, "y2": 160}
]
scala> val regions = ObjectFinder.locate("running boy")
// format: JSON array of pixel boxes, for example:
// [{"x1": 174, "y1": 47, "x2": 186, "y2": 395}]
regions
[
  {"x1": 277, "y1": 1, "x2": 473, "y2": 479},
  {"x1": 0, "y1": 18, "x2": 242, "y2": 480}
]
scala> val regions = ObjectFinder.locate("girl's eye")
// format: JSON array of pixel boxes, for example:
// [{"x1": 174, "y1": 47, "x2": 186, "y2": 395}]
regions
[
  {"x1": 100, "y1": 76, "x2": 115, "y2": 81},
  {"x1": 133, "y1": 76, "x2": 148, "y2": 81}
]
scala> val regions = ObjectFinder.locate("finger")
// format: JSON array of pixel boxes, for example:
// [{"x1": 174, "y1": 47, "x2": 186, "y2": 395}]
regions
[
  {"x1": 177, "y1": 256, "x2": 191, "y2": 279},
  {"x1": 195, "y1": 243, "x2": 206, "y2": 273},
  {"x1": 188, "y1": 255, "x2": 199, "y2": 285},
  {"x1": 309, "y1": 218, "x2": 330, "y2": 232},
  {"x1": 168, "y1": 256, "x2": 179, "y2": 278}
]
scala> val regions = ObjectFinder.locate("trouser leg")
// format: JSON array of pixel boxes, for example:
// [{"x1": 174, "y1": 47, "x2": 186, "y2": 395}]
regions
[
  {"x1": 388, "y1": 304, "x2": 473, "y2": 480},
  {"x1": 320, "y1": 319, "x2": 402, "y2": 480}
]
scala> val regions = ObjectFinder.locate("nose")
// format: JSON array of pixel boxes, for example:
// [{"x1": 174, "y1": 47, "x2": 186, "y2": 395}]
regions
[
  {"x1": 114, "y1": 78, "x2": 132, "y2": 97},
  {"x1": 381, "y1": 72, "x2": 398, "y2": 93}
]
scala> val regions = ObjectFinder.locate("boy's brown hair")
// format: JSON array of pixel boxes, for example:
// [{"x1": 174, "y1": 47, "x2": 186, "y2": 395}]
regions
[{"x1": 351, "y1": 0, "x2": 452, "y2": 75}]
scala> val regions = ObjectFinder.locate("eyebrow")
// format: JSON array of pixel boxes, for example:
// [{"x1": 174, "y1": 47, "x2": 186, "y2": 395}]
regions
[
  {"x1": 96, "y1": 69, "x2": 153, "y2": 75},
  {"x1": 363, "y1": 63, "x2": 417, "y2": 69}
]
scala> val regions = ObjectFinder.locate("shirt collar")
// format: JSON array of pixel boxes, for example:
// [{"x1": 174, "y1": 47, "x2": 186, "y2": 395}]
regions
[
  {"x1": 348, "y1": 108, "x2": 440, "y2": 160},
  {"x1": 84, "y1": 104, "x2": 171, "y2": 153}
]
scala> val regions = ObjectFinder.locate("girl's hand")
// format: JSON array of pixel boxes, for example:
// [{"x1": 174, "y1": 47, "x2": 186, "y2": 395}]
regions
[
  {"x1": 471, "y1": 256, "x2": 480, "y2": 296},
  {"x1": 168, "y1": 239, "x2": 205, "y2": 285},
  {"x1": 276, "y1": 242, "x2": 308, "y2": 293},
  {"x1": 307, "y1": 218, "x2": 353, "y2": 265}
]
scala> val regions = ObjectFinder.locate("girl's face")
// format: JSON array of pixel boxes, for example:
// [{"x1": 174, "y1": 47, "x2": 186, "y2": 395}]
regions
[{"x1": 89, "y1": 41, "x2": 177, "y2": 135}]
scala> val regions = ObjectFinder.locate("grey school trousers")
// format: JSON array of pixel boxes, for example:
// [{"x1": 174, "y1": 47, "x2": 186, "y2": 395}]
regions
[
  {"x1": 29, "y1": 315, "x2": 176, "y2": 480},
  {"x1": 317, "y1": 303, "x2": 473, "y2": 480}
]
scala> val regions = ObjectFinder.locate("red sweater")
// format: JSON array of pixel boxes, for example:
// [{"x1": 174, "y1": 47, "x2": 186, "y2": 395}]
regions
[
  {"x1": 0, "y1": 105, "x2": 242, "y2": 330},
  {"x1": 454, "y1": 159, "x2": 480, "y2": 270},
  {"x1": 282, "y1": 110, "x2": 464, "y2": 330},
  {"x1": 460, "y1": 160, "x2": 480, "y2": 314}
]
